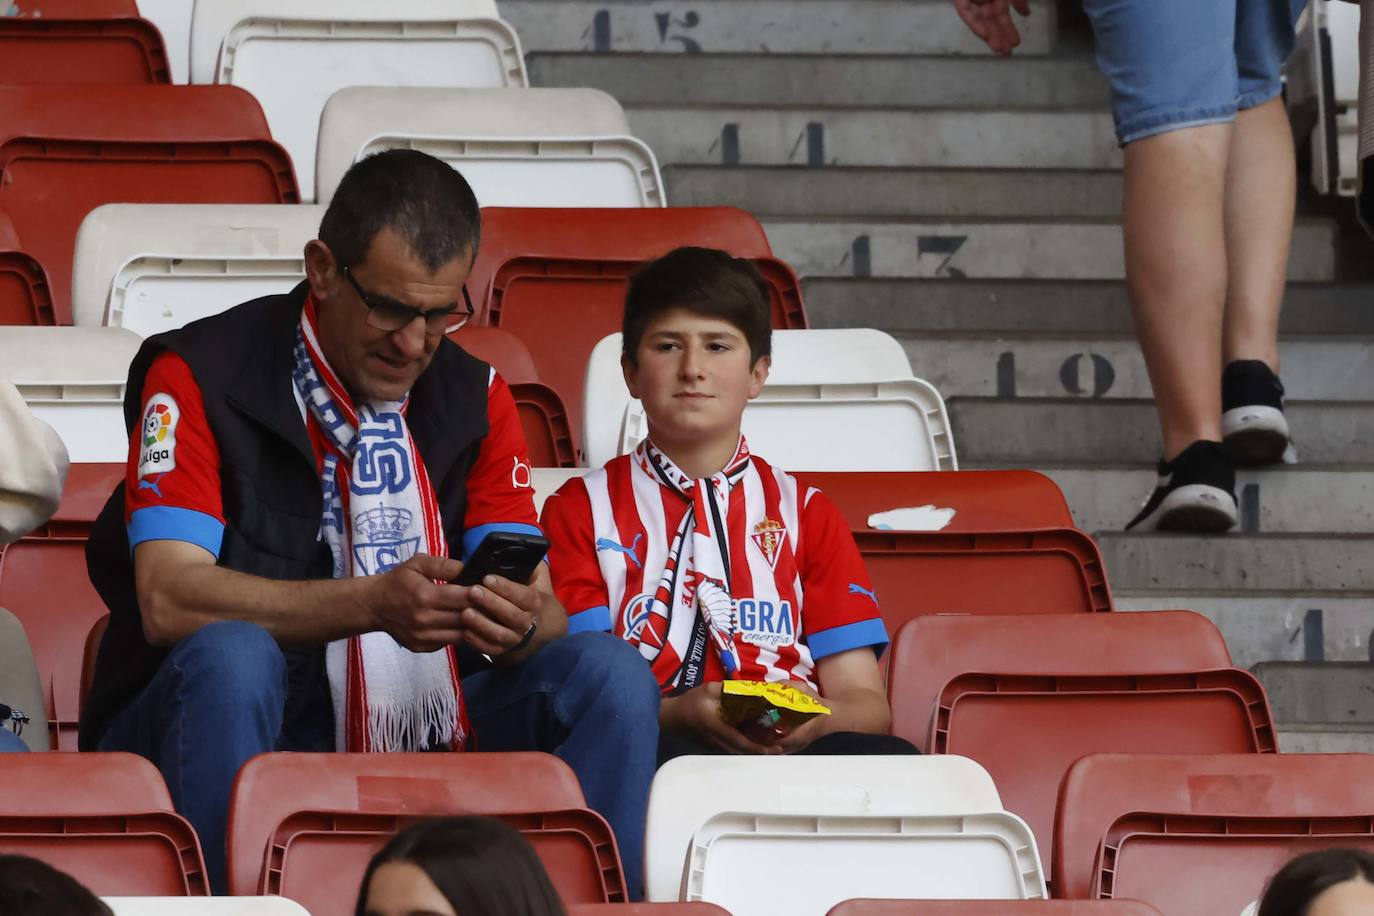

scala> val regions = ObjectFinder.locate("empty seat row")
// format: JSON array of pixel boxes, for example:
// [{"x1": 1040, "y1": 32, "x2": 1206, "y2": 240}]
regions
[
  {"x1": 0, "y1": 85, "x2": 665, "y2": 330},
  {"x1": 4, "y1": 749, "x2": 1369, "y2": 916}
]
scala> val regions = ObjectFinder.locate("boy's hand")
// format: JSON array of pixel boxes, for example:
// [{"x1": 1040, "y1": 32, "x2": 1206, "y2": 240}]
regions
[
  {"x1": 662, "y1": 683, "x2": 783, "y2": 755},
  {"x1": 768, "y1": 680, "x2": 834, "y2": 753}
]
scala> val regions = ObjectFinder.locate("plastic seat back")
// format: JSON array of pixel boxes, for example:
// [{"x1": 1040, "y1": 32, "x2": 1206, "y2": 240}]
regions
[
  {"x1": 262, "y1": 808, "x2": 624, "y2": 914},
  {"x1": 3, "y1": 1, "x2": 138, "y2": 15},
  {"x1": 1054, "y1": 753, "x2": 1374, "y2": 914},
  {"x1": 226, "y1": 751, "x2": 590, "y2": 897},
  {"x1": 0, "y1": 16, "x2": 170, "y2": 85},
  {"x1": 0, "y1": 85, "x2": 296, "y2": 324},
  {"x1": 0, "y1": 751, "x2": 210, "y2": 895},
  {"x1": 644, "y1": 755, "x2": 1004, "y2": 903},
  {"x1": 792, "y1": 470, "x2": 1073, "y2": 533},
  {"x1": 827, "y1": 902, "x2": 1162, "y2": 915},
  {"x1": 928, "y1": 670, "x2": 1278, "y2": 885},
  {"x1": 0, "y1": 208, "x2": 54, "y2": 326},
  {"x1": 854, "y1": 528, "x2": 1113, "y2": 636},
  {"x1": 0, "y1": 327, "x2": 142, "y2": 461},
  {"x1": 104, "y1": 899, "x2": 311, "y2": 915},
  {"x1": 687, "y1": 811, "x2": 1046, "y2": 915},
  {"x1": 72, "y1": 203, "x2": 323, "y2": 333},
  {"x1": 0, "y1": 536, "x2": 113, "y2": 749},
  {"x1": 196, "y1": 5, "x2": 523, "y2": 201},
  {"x1": 0, "y1": 607, "x2": 46, "y2": 751},
  {"x1": 887, "y1": 611, "x2": 1232, "y2": 752},
  {"x1": 316, "y1": 87, "x2": 659, "y2": 207},
  {"x1": 22, "y1": 462, "x2": 123, "y2": 539}
]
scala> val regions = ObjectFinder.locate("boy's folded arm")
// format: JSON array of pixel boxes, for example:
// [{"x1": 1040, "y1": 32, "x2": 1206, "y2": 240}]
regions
[{"x1": 775, "y1": 647, "x2": 890, "y2": 751}]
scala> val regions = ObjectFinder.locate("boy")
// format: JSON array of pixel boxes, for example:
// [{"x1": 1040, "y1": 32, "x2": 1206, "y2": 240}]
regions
[{"x1": 541, "y1": 247, "x2": 914, "y2": 762}]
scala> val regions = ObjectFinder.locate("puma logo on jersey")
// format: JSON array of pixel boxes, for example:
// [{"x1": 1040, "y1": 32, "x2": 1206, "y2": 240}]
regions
[
  {"x1": 848, "y1": 583, "x2": 879, "y2": 606},
  {"x1": 137, "y1": 474, "x2": 168, "y2": 499},
  {"x1": 596, "y1": 533, "x2": 643, "y2": 569}
]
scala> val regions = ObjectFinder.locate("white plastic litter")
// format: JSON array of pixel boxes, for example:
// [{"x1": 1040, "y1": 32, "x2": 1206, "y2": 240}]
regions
[{"x1": 867, "y1": 505, "x2": 958, "y2": 531}]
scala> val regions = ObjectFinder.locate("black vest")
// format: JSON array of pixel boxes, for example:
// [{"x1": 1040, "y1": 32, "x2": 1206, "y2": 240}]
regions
[{"x1": 80, "y1": 283, "x2": 492, "y2": 749}]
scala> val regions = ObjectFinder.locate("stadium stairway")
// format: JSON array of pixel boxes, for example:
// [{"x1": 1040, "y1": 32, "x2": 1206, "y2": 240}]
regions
[{"x1": 512, "y1": 0, "x2": 1374, "y2": 752}]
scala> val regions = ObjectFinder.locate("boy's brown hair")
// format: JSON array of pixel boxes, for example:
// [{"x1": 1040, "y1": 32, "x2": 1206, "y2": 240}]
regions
[{"x1": 622, "y1": 247, "x2": 772, "y2": 366}]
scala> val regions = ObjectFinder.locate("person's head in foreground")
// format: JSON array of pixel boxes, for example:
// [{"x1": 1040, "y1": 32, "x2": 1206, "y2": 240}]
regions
[
  {"x1": 307, "y1": 147, "x2": 480, "y2": 403},
  {"x1": 1258, "y1": 848, "x2": 1374, "y2": 916},
  {"x1": 0, "y1": 855, "x2": 112, "y2": 916},
  {"x1": 621, "y1": 246, "x2": 772, "y2": 475},
  {"x1": 357, "y1": 816, "x2": 567, "y2": 916}
]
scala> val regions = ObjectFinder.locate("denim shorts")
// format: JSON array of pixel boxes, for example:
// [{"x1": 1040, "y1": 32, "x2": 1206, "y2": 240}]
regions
[{"x1": 1082, "y1": 0, "x2": 1310, "y2": 145}]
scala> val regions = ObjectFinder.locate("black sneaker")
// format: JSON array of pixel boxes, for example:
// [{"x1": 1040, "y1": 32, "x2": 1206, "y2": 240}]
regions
[
  {"x1": 1222, "y1": 359, "x2": 1291, "y2": 464},
  {"x1": 1125, "y1": 440, "x2": 1237, "y2": 532}
]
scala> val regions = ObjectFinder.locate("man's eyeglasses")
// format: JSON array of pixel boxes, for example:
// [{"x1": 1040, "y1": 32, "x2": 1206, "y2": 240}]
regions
[{"x1": 342, "y1": 266, "x2": 474, "y2": 335}]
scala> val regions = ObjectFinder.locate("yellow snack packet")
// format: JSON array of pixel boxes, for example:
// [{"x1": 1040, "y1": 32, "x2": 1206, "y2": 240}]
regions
[{"x1": 718, "y1": 680, "x2": 831, "y2": 744}]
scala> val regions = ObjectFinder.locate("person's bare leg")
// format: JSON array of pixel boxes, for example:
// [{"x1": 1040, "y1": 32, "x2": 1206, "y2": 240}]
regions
[
  {"x1": 1123, "y1": 122, "x2": 1233, "y2": 461},
  {"x1": 1221, "y1": 96, "x2": 1294, "y2": 370}
]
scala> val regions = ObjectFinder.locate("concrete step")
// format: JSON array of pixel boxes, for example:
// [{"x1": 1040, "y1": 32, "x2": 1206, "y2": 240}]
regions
[
  {"x1": 501, "y1": 0, "x2": 1059, "y2": 56},
  {"x1": 1253, "y1": 662, "x2": 1374, "y2": 725},
  {"x1": 627, "y1": 107, "x2": 1120, "y2": 169},
  {"x1": 528, "y1": 53, "x2": 1108, "y2": 108},
  {"x1": 1098, "y1": 533, "x2": 1374, "y2": 594},
  {"x1": 665, "y1": 166, "x2": 1124, "y2": 219},
  {"x1": 762, "y1": 218, "x2": 1337, "y2": 282},
  {"x1": 803, "y1": 278, "x2": 1374, "y2": 336},
  {"x1": 1114, "y1": 598, "x2": 1374, "y2": 670},
  {"x1": 1275, "y1": 727, "x2": 1374, "y2": 753},
  {"x1": 897, "y1": 333, "x2": 1374, "y2": 400},
  {"x1": 1039, "y1": 466, "x2": 1374, "y2": 534},
  {"x1": 949, "y1": 398, "x2": 1374, "y2": 465}
]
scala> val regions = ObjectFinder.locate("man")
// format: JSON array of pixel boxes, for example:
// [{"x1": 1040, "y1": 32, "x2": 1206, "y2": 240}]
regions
[{"x1": 80, "y1": 150, "x2": 659, "y2": 894}]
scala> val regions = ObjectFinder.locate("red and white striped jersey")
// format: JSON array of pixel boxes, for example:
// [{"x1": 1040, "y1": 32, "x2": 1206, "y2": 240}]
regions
[{"x1": 542, "y1": 451, "x2": 888, "y2": 693}]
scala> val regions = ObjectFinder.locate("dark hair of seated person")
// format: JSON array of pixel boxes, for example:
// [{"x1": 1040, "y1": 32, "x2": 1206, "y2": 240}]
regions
[
  {"x1": 0, "y1": 855, "x2": 112, "y2": 916},
  {"x1": 356, "y1": 815, "x2": 568, "y2": 916},
  {"x1": 1258, "y1": 847, "x2": 1374, "y2": 916}
]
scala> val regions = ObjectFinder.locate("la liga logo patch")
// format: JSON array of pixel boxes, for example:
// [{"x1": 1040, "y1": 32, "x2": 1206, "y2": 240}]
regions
[{"x1": 138, "y1": 393, "x2": 179, "y2": 478}]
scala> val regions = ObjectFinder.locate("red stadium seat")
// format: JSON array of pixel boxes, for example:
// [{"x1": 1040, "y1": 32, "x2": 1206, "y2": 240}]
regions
[
  {"x1": 570, "y1": 906, "x2": 734, "y2": 915},
  {"x1": 0, "y1": 207, "x2": 54, "y2": 325},
  {"x1": 1055, "y1": 754, "x2": 1374, "y2": 916},
  {"x1": 22, "y1": 462, "x2": 122, "y2": 539},
  {"x1": 0, "y1": 85, "x2": 298, "y2": 325},
  {"x1": 468, "y1": 208, "x2": 800, "y2": 461},
  {"x1": 924, "y1": 670, "x2": 1278, "y2": 885},
  {"x1": 263, "y1": 807, "x2": 624, "y2": 914},
  {"x1": 227, "y1": 752, "x2": 601, "y2": 898},
  {"x1": 449, "y1": 325, "x2": 541, "y2": 384},
  {"x1": 0, "y1": 536, "x2": 111, "y2": 749},
  {"x1": 793, "y1": 470, "x2": 1074, "y2": 532},
  {"x1": 887, "y1": 611, "x2": 1232, "y2": 751},
  {"x1": 854, "y1": 528, "x2": 1112, "y2": 635},
  {"x1": 0, "y1": 16, "x2": 171, "y2": 85},
  {"x1": 0, "y1": 751, "x2": 210, "y2": 895},
  {"x1": 468, "y1": 207, "x2": 777, "y2": 316},
  {"x1": 5, "y1": 0, "x2": 138, "y2": 14},
  {"x1": 79, "y1": 613, "x2": 109, "y2": 717},
  {"x1": 826, "y1": 902, "x2": 1161, "y2": 915}
]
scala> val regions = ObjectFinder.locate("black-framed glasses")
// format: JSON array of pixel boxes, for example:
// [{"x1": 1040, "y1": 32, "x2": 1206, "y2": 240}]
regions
[{"x1": 343, "y1": 266, "x2": 474, "y2": 335}]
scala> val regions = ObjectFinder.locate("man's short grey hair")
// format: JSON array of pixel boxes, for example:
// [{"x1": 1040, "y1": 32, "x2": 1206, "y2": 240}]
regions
[{"x1": 318, "y1": 148, "x2": 481, "y2": 272}]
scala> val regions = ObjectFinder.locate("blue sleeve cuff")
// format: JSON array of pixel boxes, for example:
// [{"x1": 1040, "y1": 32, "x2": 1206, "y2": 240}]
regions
[
  {"x1": 461, "y1": 522, "x2": 544, "y2": 561},
  {"x1": 567, "y1": 605, "x2": 613, "y2": 635},
  {"x1": 128, "y1": 506, "x2": 224, "y2": 558},
  {"x1": 808, "y1": 617, "x2": 890, "y2": 662}
]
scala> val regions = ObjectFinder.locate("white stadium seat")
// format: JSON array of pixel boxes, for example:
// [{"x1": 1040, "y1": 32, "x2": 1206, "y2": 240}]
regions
[
  {"x1": 583, "y1": 330, "x2": 957, "y2": 470},
  {"x1": 71, "y1": 204, "x2": 324, "y2": 337},
  {"x1": 315, "y1": 87, "x2": 665, "y2": 208},
  {"x1": 531, "y1": 467, "x2": 583, "y2": 514},
  {"x1": 685, "y1": 811, "x2": 1046, "y2": 915},
  {"x1": 644, "y1": 755, "x2": 1008, "y2": 903},
  {"x1": 105, "y1": 898, "x2": 312, "y2": 915},
  {"x1": 0, "y1": 327, "x2": 141, "y2": 463},
  {"x1": 190, "y1": 0, "x2": 525, "y2": 200}
]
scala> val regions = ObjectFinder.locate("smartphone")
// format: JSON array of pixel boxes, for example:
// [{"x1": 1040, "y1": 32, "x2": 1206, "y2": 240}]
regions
[{"x1": 451, "y1": 531, "x2": 549, "y2": 586}]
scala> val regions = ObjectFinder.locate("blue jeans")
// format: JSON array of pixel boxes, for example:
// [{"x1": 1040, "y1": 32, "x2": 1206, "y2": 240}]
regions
[
  {"x1": 0, "y1": 728, "x2": 28, "y2": 752},
  {"x1": 97, "y1": 622, "x2": 660, "y2": 898},
  {"x1": 1083, "y1": 0, "x2": 1308, "y2": 144}
]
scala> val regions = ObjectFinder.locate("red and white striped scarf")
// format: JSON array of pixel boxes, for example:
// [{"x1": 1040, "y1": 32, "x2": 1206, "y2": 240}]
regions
[{"x1": 291, "y1": 298, "x2": 469, "y2": 752}]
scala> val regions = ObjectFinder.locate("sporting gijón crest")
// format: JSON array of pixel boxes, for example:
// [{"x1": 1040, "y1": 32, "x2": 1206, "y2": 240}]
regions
[{"x1": 750, "y1": 518, "x2": 786, "y2": 569}]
